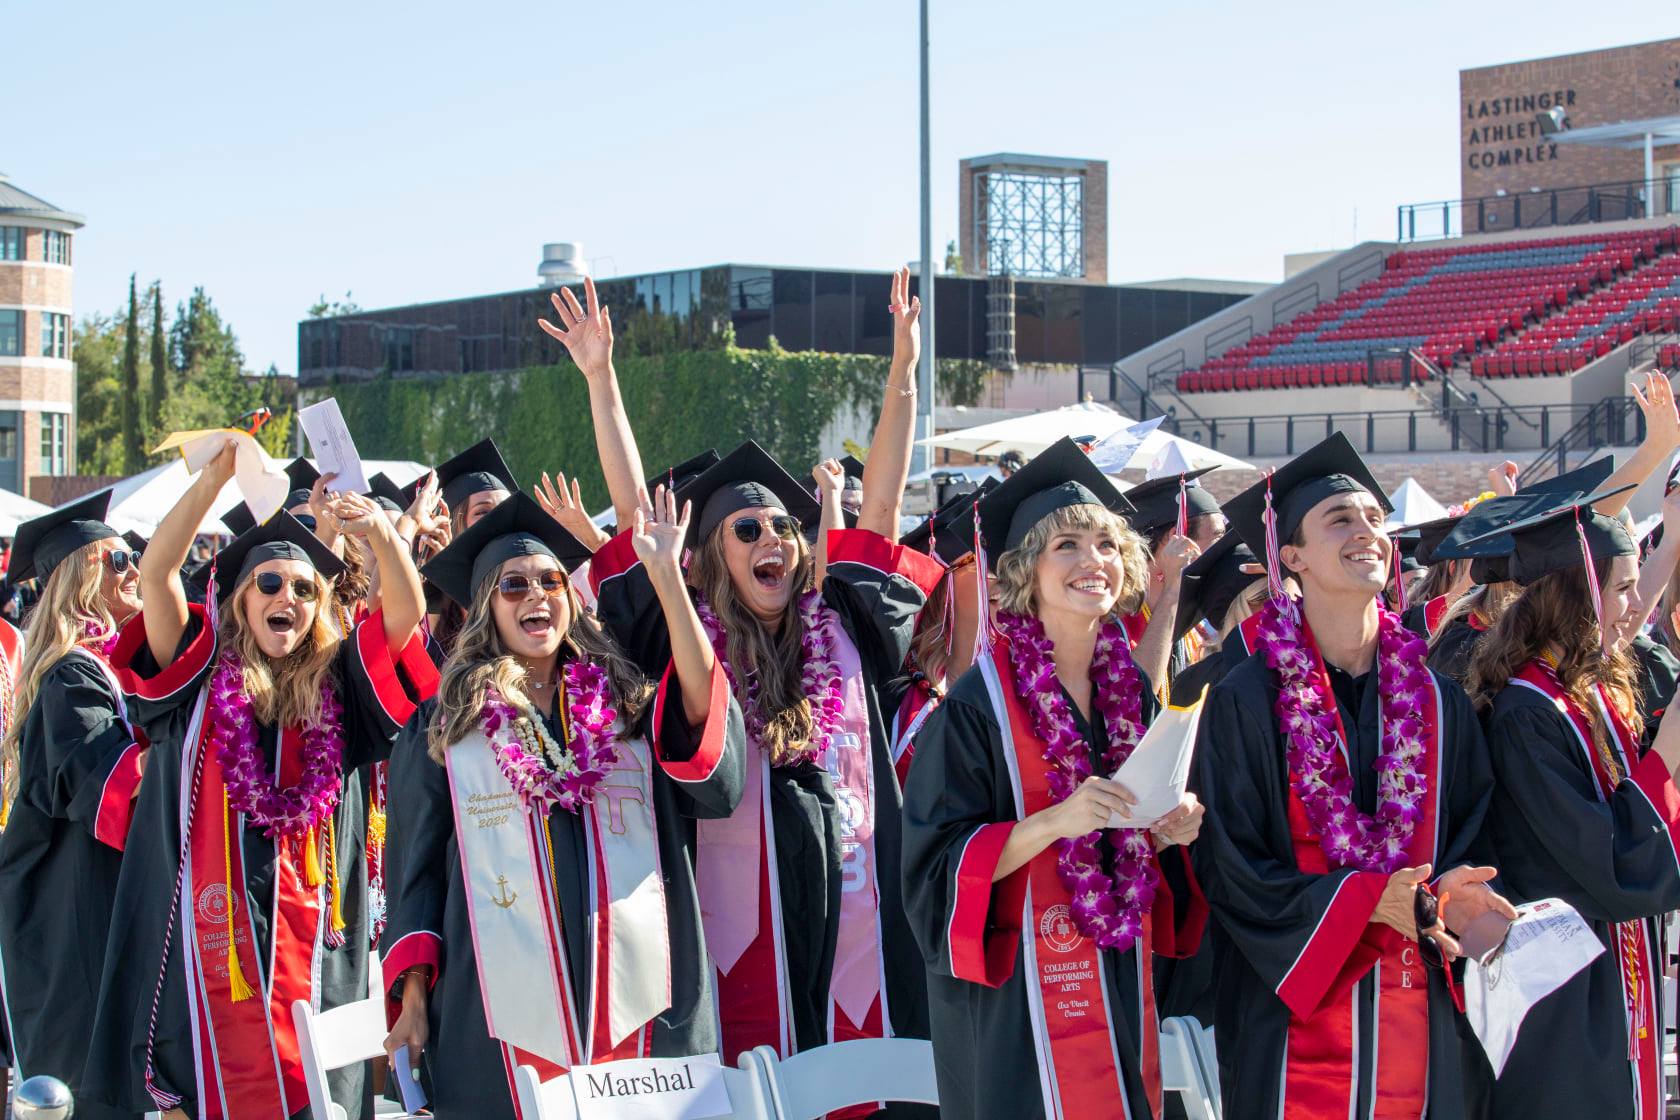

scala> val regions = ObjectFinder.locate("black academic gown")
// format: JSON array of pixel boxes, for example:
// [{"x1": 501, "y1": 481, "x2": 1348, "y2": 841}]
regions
[
  {"x1": 1427, "y1": 615, "x2": 1484, "y2": 685},
  {"x1": 378, "y1": 667, "x2": 746, "y2": 1120},
  {"x1": 591, "y1": 528, "x2": 939, "y2": 1067},
  {"x1": 83, "y1": 607, "x2": 431, "y2": 1120},
  {"x1": 1631, "y1": 632, "x2": 1679, "y2": 750},
  {"x1": 1478, "y1": 678, "x2": 1680, "y2": 1119},
  {"x1": 0, "y1": 649, "x2": 146, "y2": 1120},
  {"x1": 1400, "y1": 601, "x2": 1429, "y2": 638},
  {"x1": 1192, "y1": 651, "x2": 1495, "y2": 1120}
]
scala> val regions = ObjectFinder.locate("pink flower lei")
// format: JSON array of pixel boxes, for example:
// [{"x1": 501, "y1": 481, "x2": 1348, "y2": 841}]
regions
[
  {"x1": 1255, "y1": 596, "x2": 1432, "y2": 872},
  {"x1": 695, "y1": 589, "x2": 843, "y2": 766},
  {"x1": 82, "y1": 618, "x2": 120, "y2": 659},
  {"x1": 993, "y1": 610, "x2": 1158, "y2": 952},
  {"x1": 482, "y1": 659, "x2": 620, "y2": 815},
  {"x1": 208, "y1": 651, "x2": 345, "y2": 838}
]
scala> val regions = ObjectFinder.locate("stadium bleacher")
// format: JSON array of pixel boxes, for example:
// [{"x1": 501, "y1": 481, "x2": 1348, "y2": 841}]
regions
[{"x1": 1177, "y1": 227, "x2": 1680, "y2": 393}]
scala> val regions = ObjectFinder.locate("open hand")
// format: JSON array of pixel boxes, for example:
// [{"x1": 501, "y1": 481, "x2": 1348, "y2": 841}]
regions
[
  {"x1": 1437, "y1": 864, "x2": 1518, "y2": 932},
  {"x1": 325, "y1": 492, "x2": 383, "y2": 538},
  {"x1": 537, "y1": 471, "x2": 610, "y2": 550},
  {"x1": 631, "y1": 485, "x2": 691, "y2": 577},
  {"x1": 1633, "y1": 371, "x2": 1680, "y2": 453},
  {"x1": 889, "y1": 266, "x2": 922, "y2": 373},
  {"x1": 538, "y1": 275, "x2": 615, "y2": 380},
  {"x1": 1155, "y1": 533, "x2": 1201, "y2": 581}
]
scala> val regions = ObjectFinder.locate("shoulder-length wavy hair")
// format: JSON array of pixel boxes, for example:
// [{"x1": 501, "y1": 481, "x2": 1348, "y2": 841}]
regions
[
  {"x1": 429, "y1": 567, "x2": 652, "y2": 762},
  {"x1": 1465, "y1": 565, "x2": 1643, "y2": 754},
  {"x1": 2, "y1": 540, "x2": 122, "y2": 805},
  {"x1": 216, "y1": 566, "x2": 341, "y2": 729},
  {"x1": 1429, "y1": 579, "x2": 1521, "y2": 655},
  {"x1": 992, "y1": 503, "x2": 1149, "y2": 620},
  {"x1": 688, "y1": 523, "x2": 817, "y2": 766}
]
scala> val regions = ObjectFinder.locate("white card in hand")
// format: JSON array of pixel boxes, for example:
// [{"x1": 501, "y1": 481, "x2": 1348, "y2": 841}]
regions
[
  {"x1": 1106, "y1": 686, "x2": 1205, "y2": 828},
  {"x1": 392, "y1": 1045, "x2": 428, "y2": 1113},
  {"x1": 297, "y1": 397, "x2": 369, "y2": 493},
  {"x1": 1463, "y1": 897, "x2": 1604, "y2": 1077}
]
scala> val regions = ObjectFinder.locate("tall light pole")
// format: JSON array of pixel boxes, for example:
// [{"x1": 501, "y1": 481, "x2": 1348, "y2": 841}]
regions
[{"x1": 914, "y1": 0, "x2": 937, "y2": 477}]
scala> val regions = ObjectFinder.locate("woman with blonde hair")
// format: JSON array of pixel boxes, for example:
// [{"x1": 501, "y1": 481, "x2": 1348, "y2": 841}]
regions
[
  {"x1": 379, "y1": 493, "x2": 743, "y2": 1117},
  {"x1": 85, "y1": 441, "x2": 434, "y2": 1120},
  {"x1": 0, "y1": 490, "x2": 145, "y2": 1117},
  {"x1": 901, "y1": 438, "x2": 1206, "y2": 1119}
]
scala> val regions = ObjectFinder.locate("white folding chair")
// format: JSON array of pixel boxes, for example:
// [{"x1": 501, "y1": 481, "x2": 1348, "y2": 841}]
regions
[
  {"x1": 1193, "y1": 1020, "x2": 1223, "y2": 1119},
  {"x1": 291, "y1": 996, "x2": 401, "y2": 1120},
  {"x1": 744, "y1": 1037, "x2": 938, "y2": 1119},
  {"x1": 1161, "y1": 1017, "x2": 1219, "y2": 1120},
  {"x1": 514, "y1": 1061, "x2": 773, "y2": 1119}
]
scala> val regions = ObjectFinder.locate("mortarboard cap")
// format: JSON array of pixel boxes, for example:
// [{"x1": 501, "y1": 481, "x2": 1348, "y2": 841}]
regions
[
  {"x1": 1461, "y1": 483, "x2": 1638, "y2": 586},
  {"x1": 976, "y1": 437, "x2": 1134, "y2": 556},
  {"x1": 1174, "y1": 530, "x2": 1259, "y2": 640},
  {"x1": 435, "y1": 439, "x2": 517, "y2": 510},
  {"x1": 1224, "y1": 433, "x2": 1389, "y2": 559},
  {"x1": 10, "y1": 489, "x2": 121, "y2": 584},
  {"x1": 675, "y1": 440, "x2": 823, "y2": 551},
  {"x1": 1428, "y1": 457, "x2": 1616, "y2": 567},
  {"x1": 649, "y1": 450, "x2": 722, "y2": 495},
  {"x1": 839, "y1": 454, "x2": 866, "y2": 493},
  {"x1": 421, "y1": 492, "x2": 592, "y2": 609},
  {"x1": 212, "y1": 511, "x2": 346, "y2": 606},
  {"x1": 1122, "y1": 467, "x2": 1221, "y2": 536},
  {"x1": 365, "y1": 472, "x2": 408, "y2": 513},
  {"x1": 284, "y1": 458, "x2": 321, "y2": 510},
  {"x1": 122, "y1": 530, "x2": 149, "y2": 555},
  {"x1": 220, "y1": 502, "x2": 257, "y2": 538}
]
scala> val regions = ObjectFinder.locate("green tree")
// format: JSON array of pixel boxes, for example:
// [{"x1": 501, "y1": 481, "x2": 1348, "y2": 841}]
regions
[
  {"x1": 121, "y1": 276, "x2": 143, "y2": 471},
  {"x1": 148, "y1": 282, "x2": 167, "y2": 443},
  {"x1": 72, "y1": 312, "x2": 126, "y2": 476},
  {"x1": 165, "y1": 287, "x2": 254, "y2": 432},
  {"x1": 308, "y1": 292, "x2": 361, "y2": 319}
]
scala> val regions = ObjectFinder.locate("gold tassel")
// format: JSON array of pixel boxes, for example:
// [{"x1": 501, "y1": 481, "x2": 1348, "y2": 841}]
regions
[
  {"x1": 367, "y1": 804, "x2": 387, "y2": 846},
  {"x1": 325, "y1": 813, "x2": 345, "y2": 936},
  {"x1": 303, "y1": 823, "x2": 323, "y2": 889},
  {"x1": 224, "y1": 787, "x2": 256, "y2": 1002}
]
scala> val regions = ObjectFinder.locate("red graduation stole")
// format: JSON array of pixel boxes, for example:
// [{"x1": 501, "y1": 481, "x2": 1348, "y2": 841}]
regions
[
  {"x1": 1512, "y1": 661, "x2": 1664, "y2": 1120},
  {"x1": 1232, "y1": 611, "x2": 1265, "y2": 657},
  {"x1": 1121, "y1": 609, "x2": 1148, "y2": 649},
  {"x1": 1278, "y1": 623, "x2": 1440, "y2": 1120},
  {"x1": 1423, "y1": 595, "x2": 1449, "y2": 637}
]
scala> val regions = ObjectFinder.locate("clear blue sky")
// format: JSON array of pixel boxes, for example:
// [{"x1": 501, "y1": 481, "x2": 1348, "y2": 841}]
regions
[{"x1": 7, "y1": 1, "x2": 1672, "y2": 373}]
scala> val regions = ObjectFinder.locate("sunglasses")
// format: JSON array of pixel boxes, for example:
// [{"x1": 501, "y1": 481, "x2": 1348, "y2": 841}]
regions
[
  {"x1": 497, "y1": 570, "x2": 568, "y2": 601},
  {"x1": 1415, "y1": 882, "x2": 1446, "y2": 969},
  {"x1": 731, "y1": 515, "x2": 799, "y2": 544},
  {"x1": 105, "y1": 549, "x2": 143, "y2": 575},
  {"x1": 253, "y1": 571, "x2": 319, "y2": 601}
]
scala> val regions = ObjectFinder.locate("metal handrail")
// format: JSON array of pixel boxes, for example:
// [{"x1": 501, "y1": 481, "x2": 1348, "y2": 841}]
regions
[
  {"x1": 1521, "y1": 396, "x2": 1645, "y2": 483},
  {"x1": 1175, "y1": 401, "x2": 1601, "y2": 460},
  {"x1": 1398, "y1": 176, "x2": 1680, "y2": 242}
]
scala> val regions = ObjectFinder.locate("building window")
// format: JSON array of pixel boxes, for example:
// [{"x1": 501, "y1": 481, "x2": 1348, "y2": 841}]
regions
[
  {"x1": 0, "y1": 422, "x2": 16, "y2": 461},
  {"x1": 41, "y1": 230, "x2": 70, "y2": 265},
  {"x1": 0, "y1": 310, "x2": 19, "y2": 356},
  {"x1": 0, "y1": 228, "x2": 21, "y2": 261},
  {"x1": 39, "y1": 312, "x2": 69, "y2": 359},
  {"x1": 382, "y1": 327, "x2": 415, "y2": 373},
  {"x1": 38, "y1": 413, "x2": 68, "y2": 476}
]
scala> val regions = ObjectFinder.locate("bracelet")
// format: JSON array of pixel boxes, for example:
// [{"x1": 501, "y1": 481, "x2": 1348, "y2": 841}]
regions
[{"x1": 887, "y1": 381, "x2": 916, "y2": 398}]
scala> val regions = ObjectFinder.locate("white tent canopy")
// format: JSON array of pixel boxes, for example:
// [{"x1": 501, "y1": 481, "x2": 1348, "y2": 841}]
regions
[
  {"x1": 0, "y1": 487, "x2": 49, "y2": 537},
  {"x1": 1384, "y1": 477, "x2": 1448, "y2": 529},
  {"x1": 108, "y1": 457, "x2": 430, "y2": 537},
  {"x1": 918, "y1": 402, "x2": 1253, "y2": 472}
]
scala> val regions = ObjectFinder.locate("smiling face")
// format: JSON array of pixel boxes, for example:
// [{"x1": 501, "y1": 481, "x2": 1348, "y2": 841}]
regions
[
  {"x1": 1279, "y1": 490, "x2": 1391, "y2": 599},
  {"x1": 489, "y1": 553, "x2": 571, "y2": 661},
  {"x1": 720, "y1": 505, "x2": 802, "y2": 622},
  {"x1": 1600, "y1": 552, "x2": 1643, "y2": 652},
  {"x1": 1033, "y1": 523, "x2": 1126, "y2": 624},
  {"x1": 239, "y1": 559, "x2": 322, "y2": 659},
  {"x1": 94, "y1": 535, "x2": 143, "y2": 624}
]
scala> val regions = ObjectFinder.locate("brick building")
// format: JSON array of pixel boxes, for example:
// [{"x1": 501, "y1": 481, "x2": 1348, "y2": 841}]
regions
[
  {"x1": 958, "y1": 154, "x2": 1108, "y2": 281},
  {"x1": 0, "y1": 173, "x2": 80, "y2": 498}
]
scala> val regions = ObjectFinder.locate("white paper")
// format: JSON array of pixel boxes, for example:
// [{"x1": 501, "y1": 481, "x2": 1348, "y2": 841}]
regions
[
  {"x1": 297, "y1": 397, "x2": 369, "y2": 493},
  {"x1": 392, "y1": 1046, "x2": 429, "y2": 1114},
  {"x1": 566, "y1": 1055, "x2": 733, "y2": 1120},
  {"x1": 1107, "y1": 687, "x2": 1204, "y2": 827},
  {"x1": 177, "y1": 430, "x2": 288, "y2": 526},
  {"x1": 1086, "y1": 417, "x2": 1165, "y2": 475},
  {"x1": 1463, "y1": 897, "x2": 1605, "y2": 1077}
]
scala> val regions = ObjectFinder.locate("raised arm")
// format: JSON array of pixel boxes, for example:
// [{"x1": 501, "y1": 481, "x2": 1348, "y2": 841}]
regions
[
  {"x1": 1133, "y1": 533, "x2": 1200, "y2": 696},
  {"x1": 140, "y1": 439, "x2": 236, "y2": 666},
  {"x1": 631, "y1": 485, "x2": 715, "y2": 726},
  {"x1": 1597, "y1": 371, "x2": 1680, "y2": 517},
  {"x1": 328, "y1": 492, "x2": 425, "y2": 650},
  {"x1": 536, "y1": 470, "x2": 612, "y2": 552},
  {"x1": 811, "y1": 459, "x2": 846, "y2": 588},
  {"x1": 539, "y1": 276, "x2": 645, "y2": 526},
  {"x1": 857, "y1": 266, "x2": 921, "y2": 539},
  {"x1": 1637, "y1": 487, "x2": 1680, "y2": 632}
]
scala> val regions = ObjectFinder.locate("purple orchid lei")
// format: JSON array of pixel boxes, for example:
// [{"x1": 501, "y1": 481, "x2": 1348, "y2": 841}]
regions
[
  {"x1": 82, "y1": 619, "x2": 120, "y2": 659},
  {"x1": 695, "y1": 589, "x2": 843, "y2": 766},
  {"x1": 994, "y1": 610, "x2": 1158, "y2": 952},
  {"x1": 1254, "y1": 596, "x2": 1432, "y2": 873},
  {"x1": 482, "y1": 659, "x2": 620, "y2": 815},
  {"x1": 208, "y1": 652, "x2": 345, "y2": 838}
]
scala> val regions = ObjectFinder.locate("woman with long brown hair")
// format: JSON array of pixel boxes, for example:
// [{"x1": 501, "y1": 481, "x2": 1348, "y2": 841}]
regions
[
  {"x1": 0, "y1": 490, "x2": 145, "y2": 1118},
  {"x1": 1466, "y1": 501, "x2": 1680, "y2": 1120},
  {"x1": 379, "y1": 493, "x2": 743, "y2": 1117},
  {"x1": 85, "y1": 441, "x2": 434, "y2": 1120}
]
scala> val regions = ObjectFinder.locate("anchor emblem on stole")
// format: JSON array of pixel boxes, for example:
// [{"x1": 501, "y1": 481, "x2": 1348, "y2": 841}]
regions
[{"x1": 492, "y1": 874, "x2": 518, "y2": 909}]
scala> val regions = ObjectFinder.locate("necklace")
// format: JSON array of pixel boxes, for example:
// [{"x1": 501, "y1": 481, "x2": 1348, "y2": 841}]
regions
[{"x1": 481, "y1": 660, "x2": 620, "y2": 814}]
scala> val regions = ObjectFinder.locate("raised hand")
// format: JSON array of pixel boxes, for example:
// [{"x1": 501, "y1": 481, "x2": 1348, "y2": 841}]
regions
[
  {"x1": 325, "y1": 492, "x2": 385, "y2": 538},
  {"x1": 1633, "y1": 371, "x2": 1680, "y2": 452},
  {"x1": 203, "y1": 438, "x2": 239, "y2": 489},
  {"x1": 537, "y1": 275, "x2": 615, "y2": 380},
  {"x1": 812, "y1": 458, "x2": 845, "y2": 500},
  {"x1": 1155, "y1": 533, "x2": 1202, "y2": 581},
  {"x1": 889, "y1": 266, "x2": 922, "y2": 374},
  {"x1": 1488, "y1": 460, "x2": 1519, "y2": 496},
  {"x1": 630, "y1": 484, "x2": 692, "y2": 579},
  {"x1": 308, "y1": 470, "x2": 341, "y2": 521},
  {"x1": 537, "y1": 470, "x2": 610, "y2": 550}
]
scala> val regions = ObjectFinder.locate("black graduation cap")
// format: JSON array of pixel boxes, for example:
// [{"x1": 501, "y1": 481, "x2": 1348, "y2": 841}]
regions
[
  {"x1": 976, "y1": 437, "x2": 1134, "y2": 556},
  {"x1": 1224, "y1": 433, "x2": 1389, "y2": 559},
  {"x1": 1174, "y1": 531, "x2": 1259, "y2": 640},
  {"x1": 283, "y1": 458, "x2": 321, "y2": 509},
  {"x1": 1428, "y1": 457, "x2": 1616, "y2": 567},
  {"x1": 365, "y1": 472, "x2": 407, "y2": 513},
  {"x1": 1394, "y1": 515, "x2": 1462, "y2": 569},
  {"x1": 1460, "y1": 483, "x2": 1638, "y2": 586},
  {"x1": 674, "y1": 440, "x2": 823, "y2": 551},
  {"x1": 211, "y1": 511, "x2": 346, "y2": 606},
  {"x1": 435, "y1": 439, "x2": 517, "y2": 510},
  {"x1": 220, "y1": 501, "x2": 257, "y2": 538},
  {"x1": 902, "y1": 480, "x2": 996, "y2": 561},
  {"x1": 649, "y1": 450, "x2": 722, "y2": 495},
  {"x1": 1122, "y1": 467, "x2": 1221, "y2": 536},
  {"x1": 421, "y1": 492, "x2": 592, "y2": 609},
  {"x1": 122, "y1": 530, "x2": 149, "y2": 555},
  {"x1": 9, "y1": 489, "x2": 121, "y2": 584},
  {"x1": 839, "y1": 454, "x2": 866, "y2": 492}
]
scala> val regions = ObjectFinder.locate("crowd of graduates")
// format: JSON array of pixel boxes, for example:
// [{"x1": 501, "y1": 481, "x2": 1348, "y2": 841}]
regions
[{"x1": 2, "y1": 267, "x2": 1680, "y2": 1119}]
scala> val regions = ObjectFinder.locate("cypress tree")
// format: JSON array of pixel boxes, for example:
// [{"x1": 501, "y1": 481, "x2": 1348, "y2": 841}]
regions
[
  {"x1": 148, "y1": 282, "x2": 167, "y2": 440},
  {"x1": 121, "y1": 275, "x2": 143, "y2": 472}
]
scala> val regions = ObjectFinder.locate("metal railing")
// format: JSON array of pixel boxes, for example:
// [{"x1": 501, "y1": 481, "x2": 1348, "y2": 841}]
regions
[
  {"x1": 1398, "y1": 177, "x2": 1680, "y2": 242},
  {"x1": 1522, "y1": 396, "x2": 1645, "y2": 484}
]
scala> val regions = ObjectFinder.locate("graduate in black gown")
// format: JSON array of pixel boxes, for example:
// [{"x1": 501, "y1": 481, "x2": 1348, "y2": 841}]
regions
[
  {"x1": 901, "y1": 438, "x2": 1207, "y2": 1120},
  {"x1": 84, "y1": 441, "x2": 435, "y2": 1120},
  {"x1": 0, "y1": 491, "x2": 146, "y2": 1118},
  {"x1": 1116, "y1": 468, "x2": 1224, "y2": 693},
  {"x1": 1165, "y1": 530, "x2": 1263, "y2": 710},
  {"x1": 1464, "y1": 500, "x2": 1680, "y2": 1120},
  {"x1": 380, "y1": 494, "x2": 744, "y2": 1118},
  {"x1": 1192, "y1": 433, "x2": 1514, "y2": 1120}
]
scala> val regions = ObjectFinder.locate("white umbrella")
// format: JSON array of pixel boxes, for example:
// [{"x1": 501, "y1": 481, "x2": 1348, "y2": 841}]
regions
[
  {"x1": 1384, "y1": 478, "x2": 1448, "y2": 529},
  {"x1": 920, "y1": 402, "x2": 1253, "y2": 472},
  {"x1": 109, "y1": 457, "x2": 429, "y2": 536},
  {"x1": 0, "y1": 487, "x2": 49, "y2": 537}
]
